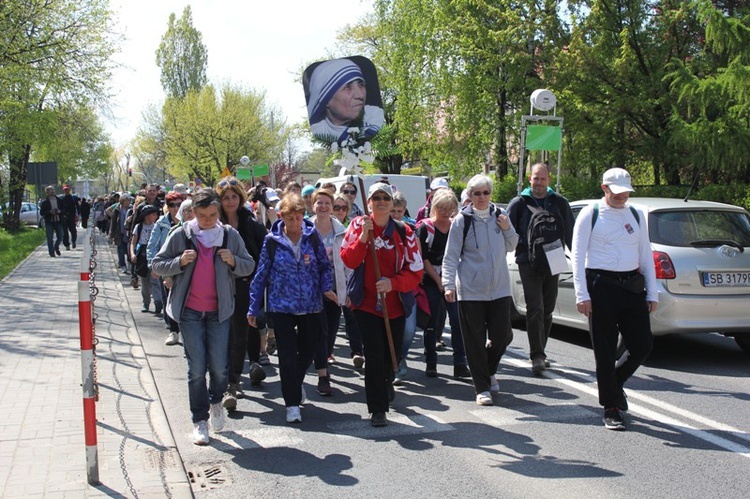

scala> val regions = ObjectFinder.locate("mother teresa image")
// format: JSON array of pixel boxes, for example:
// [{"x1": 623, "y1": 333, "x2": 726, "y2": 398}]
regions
[{"x1": 303, "y1": 56, "x2": 385, "y2": 146}]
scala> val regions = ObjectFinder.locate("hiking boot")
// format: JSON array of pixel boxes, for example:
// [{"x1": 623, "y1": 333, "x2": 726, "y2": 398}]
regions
[
  {"x1": 130, "y1": 277, "x2": 139, "y2": 289},
  {"x1": 192, "y1": 421, "x2": 209, "y2": 445},
  {"x1": 603, "y1": 407, "x2": 626, "y2": 431},
  {"x1": 221, "y1": 391, "x2": 237, "y2": 412},
  {"x1": 249, "y1": 362, "x2": 266, "y2": 386},
  {"x1": 453, "y1": 364, "x2": 472, "y2": 379},
  {"x1": 165, "y1": 332, "x2": 179, "y2": 345},
  {"x1": 370, "y1": 412, "x2": 387, "y2": 427},
  {"x1": 476, "y1": 391, "x2": 493, "y2": 406},
  {"x1": 317, "y1": 375, "x2": 333, "y2": 396}
]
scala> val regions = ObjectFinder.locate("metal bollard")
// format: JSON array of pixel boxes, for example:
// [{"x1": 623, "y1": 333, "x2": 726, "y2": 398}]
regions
[{"x1": 79, "y1": 228, "x2": 99, "y2": 485}]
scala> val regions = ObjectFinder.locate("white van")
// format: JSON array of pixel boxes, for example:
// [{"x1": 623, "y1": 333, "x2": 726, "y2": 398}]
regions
[{"x1": 315, "y1": 174, "x2": 430, "y2": 218}]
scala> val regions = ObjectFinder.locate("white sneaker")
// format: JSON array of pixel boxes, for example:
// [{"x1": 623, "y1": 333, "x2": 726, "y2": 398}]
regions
[
  {"x1": 286, "y1": 406, "x2": 302, "y2": 423},
  {"x1": 476, "y1": 391, "x2": 493, "y2": 406},
  {"x1": 210, "y1": 402, "x2": 226, "y2": 432},
  {"x1": 192, "y1": 420, "x2": 209, "y2": 445},
  {"x1": 490, "y1": 377, "x2": 500, "y2": 393},
  {"x1": 300, "y1": 385, "x2": 307, "y2": 405},
  {"x1": 165, "y1": 332, "x2": 179, "y2": 345}
]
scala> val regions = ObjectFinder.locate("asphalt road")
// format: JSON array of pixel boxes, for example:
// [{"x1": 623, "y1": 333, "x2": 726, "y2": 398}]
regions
[{"x1": 120, "y1": 268, "x2": 750, "y2": 498}]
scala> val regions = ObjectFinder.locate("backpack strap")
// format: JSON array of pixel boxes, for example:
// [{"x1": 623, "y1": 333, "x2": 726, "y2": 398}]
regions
[
  {"x1": 591, "y1": 202, "x2": 639, "y2": 229},
  {"x1": 220, "y1": 225, "x2": 229, "y2": 250},
  {"x1": 461, "y1": 211, "x2": 472, "y2": 244}
]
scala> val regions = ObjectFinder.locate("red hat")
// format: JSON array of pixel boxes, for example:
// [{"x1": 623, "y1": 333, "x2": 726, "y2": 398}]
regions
[{"x1": 62, "y1": 184, "x2": 71, "y2": 189}]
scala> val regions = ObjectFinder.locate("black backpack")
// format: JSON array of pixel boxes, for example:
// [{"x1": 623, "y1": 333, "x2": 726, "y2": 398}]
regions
[{"x1": 527, "y1": 205, "x2": 564, "y2": 271}]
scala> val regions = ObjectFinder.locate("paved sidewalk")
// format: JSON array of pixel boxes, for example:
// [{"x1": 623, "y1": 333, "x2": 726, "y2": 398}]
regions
[{"x1": 0, "y1": 229, "x2": 192, "y2": 498}]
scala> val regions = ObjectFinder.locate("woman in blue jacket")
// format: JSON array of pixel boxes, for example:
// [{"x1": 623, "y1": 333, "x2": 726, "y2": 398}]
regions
[{"x1": 247, "y1": 194, "x2": 333, "y2": 424}]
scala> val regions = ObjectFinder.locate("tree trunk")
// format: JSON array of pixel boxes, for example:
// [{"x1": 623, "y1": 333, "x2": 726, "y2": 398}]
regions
[{"x1": 4, "y1": 143, "x2": 32, "y2": 231}]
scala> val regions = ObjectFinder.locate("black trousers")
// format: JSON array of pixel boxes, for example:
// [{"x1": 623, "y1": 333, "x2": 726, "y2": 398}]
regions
[
  {"x1": 518, "y1": 262, "x2": 559, "y2": 360},
  {"x1": 228, "y1": 279, "x2": 261, "y2": 383},
  {"x1": 314, "y1": 299, "x2": 342, "y2": 370},
  {"x1": 458, "y1": 298, "x2": 513, "y2": 394},
  {"x1": 587, "y1": 270, "x2": 653, "y2": 408},
  {"x1": 353, "y1": 310, "x2": 404, "y2": 414},
  {"x1": 62, "y1": 216, "x2": 77, "y2": 247},
  {"x1": 271, "y1": 312, "x2": 321, "y2": 407}
]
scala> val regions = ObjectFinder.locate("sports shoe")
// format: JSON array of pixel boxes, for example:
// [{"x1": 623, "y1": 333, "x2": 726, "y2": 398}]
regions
[
  {"x1": 544, "y1": 359, "x2": 551, "y2": 368},
  {"x1": 490, "y1": 377, "x2": 500, "y2": 393},
  {"x1": 221, "y1": 390, "x2": 237, "y2": 412},
  {"x1": 230, "y1": 382, "x2": 245, "y2": 399},
  {"x1": 141, "y1": 304, "x2": 149, "y2": 313},
  {"x1": 165, "y1": 332, "x2": 179, "y2": 345},
  {"x1": 258, "y1": 353, "x2": 271, "y2": 366},
  {"x1": 55, "y1": 248, "x2": 61, "y2": 256},
  {"x1": 603, "y1": 407, "x2": 626, "y2": 431},
  {"x1": 210, "y1": 402, "x2": 226, "y2": 432},
  {"x1": 317, "y1": 375, "x2": 333, "y2": 396},
  {"x1": 531, "y1": 357, "x2": 546, "y2": 375},
  {"x1": 617, "y1": 389, "x2": 629, "y2": 412},
  {"x1": 286, "y1": 406, "x2": 302, "y2": 423},
  {"x1": 192, "y1": 420, "x2": 209, "y2": 445},
  {"x1": 352, "y1": 353, "x2": 365, "y2": 369},
  {"x1": 249, "y1": 362, "x2": 266, "y2": 386},
  {"x1": 476, "y1": 391, "x2": 493, "y2": 406},
  {"x1": 392, "y1": 376, "x2": 404, "y2": 386},
  {"x1": 453, "y1": 364, "x2": 472, "y2": 379},
  {"x1": 425, "y1": 364, "x2": 438, "y2": 378},
  {"x1": 370, "y1": 412, "x2": 387, "y2": 427},
  {"x1": 72, "y1": 241, "x2": 76, "y2": 249}
]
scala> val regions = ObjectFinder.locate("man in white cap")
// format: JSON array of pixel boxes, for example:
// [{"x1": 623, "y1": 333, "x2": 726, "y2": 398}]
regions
[
  {"x1": 571, "y1": 167, "x2": 658, "y2": 431},
  {"x1": 416, "y1": 177, "x2": 450, "y2": 222}
]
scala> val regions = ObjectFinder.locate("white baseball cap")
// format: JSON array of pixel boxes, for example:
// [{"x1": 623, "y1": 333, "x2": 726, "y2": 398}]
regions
[
  {"x1": 602, "y1": 168, "x2": 635, "y2": 194},
  {"x1": 367, "y1": 182, "x2": 393, "y2": 199},
  {"x1": 430, "y1": 177, "x2": 449, "y2": 191}
]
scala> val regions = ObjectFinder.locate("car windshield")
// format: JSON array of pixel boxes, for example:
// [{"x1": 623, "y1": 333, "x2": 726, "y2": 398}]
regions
[{"x1": 650, "y1": 210, "x2": 750, "y2": 247}]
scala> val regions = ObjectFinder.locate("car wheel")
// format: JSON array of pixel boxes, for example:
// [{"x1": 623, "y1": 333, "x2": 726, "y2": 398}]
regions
[{"x1": 734, "y1": 335, "x2": 750, "y2": 354}]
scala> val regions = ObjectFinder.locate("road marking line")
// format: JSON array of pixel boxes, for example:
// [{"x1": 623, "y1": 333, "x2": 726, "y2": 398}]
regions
[{"x1": 504, "y1": 354, "x2": 750, "y2": 459}]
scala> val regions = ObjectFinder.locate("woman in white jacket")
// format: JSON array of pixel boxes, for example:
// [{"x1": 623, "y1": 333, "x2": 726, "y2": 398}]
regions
[
  {"x1": 442, "y1": 174, "x2": 519, "y2": 406},
  {"x1": 309, "y1": 189, "x2": 351, "y2": 396}
]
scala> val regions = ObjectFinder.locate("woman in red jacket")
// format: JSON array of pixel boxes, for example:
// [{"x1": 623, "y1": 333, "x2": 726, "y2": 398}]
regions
[{"x1": 340, "y1": 182, "x2": 423, "y2": 427}]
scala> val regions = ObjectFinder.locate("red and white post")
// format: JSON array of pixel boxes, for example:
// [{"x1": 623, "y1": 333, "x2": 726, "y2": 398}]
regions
[{"x1": 79, "y1": 229, "x2": 99, "y2": 485}]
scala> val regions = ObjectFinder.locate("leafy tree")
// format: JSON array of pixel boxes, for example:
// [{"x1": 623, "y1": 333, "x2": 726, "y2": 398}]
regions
[
  {"x1": 155, "y1": 5, "x2": 208, "y2": 99},
  {"x1": 0, "y1": 0, "x2": 115, "y2": 229}
]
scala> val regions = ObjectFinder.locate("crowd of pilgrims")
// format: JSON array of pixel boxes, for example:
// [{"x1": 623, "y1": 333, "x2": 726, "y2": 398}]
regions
[{"x1": 98, "y1": 174, "x2": 517, "y2": 445}]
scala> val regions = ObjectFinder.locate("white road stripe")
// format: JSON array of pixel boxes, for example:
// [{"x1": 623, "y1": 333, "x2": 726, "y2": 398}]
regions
[{"x1": 504, "y1": 354, "x2": 750, "y2": 459}]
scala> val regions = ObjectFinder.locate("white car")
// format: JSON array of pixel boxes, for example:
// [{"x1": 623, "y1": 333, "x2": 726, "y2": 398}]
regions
[
  {"x1": 509, "y1": 197, "x2": 750, "y2": 353},
  {"x1": 1, "y1": 202, "x2": 44, "y2": 227}
]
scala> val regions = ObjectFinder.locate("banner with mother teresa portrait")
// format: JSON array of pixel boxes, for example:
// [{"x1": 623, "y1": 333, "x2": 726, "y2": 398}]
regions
[{"x1": 303, "y1": 56, "x2": 384, "y2": 148}]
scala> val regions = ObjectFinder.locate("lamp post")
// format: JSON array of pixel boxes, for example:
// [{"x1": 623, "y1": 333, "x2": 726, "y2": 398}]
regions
[{"x1": 240, "y1": 155, "x2": 252, "y2": 186}]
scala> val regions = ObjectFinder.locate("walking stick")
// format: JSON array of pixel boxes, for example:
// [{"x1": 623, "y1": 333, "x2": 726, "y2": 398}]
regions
[{"x1": 357, "y1": 177, "x2": 399, "y2": 372}]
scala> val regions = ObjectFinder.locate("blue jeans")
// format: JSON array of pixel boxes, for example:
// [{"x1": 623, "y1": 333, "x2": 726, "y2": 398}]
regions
[
  {"x1": 179, "y1": 308, "x2": 230, "y2": 423},
  {"x1": 117, "y1": 239, "x2": 128, "y2": 269},
  {"x1": 45, "y1": 221, "x2": 63, "y2": 255},
  {"x1": 424, "y1": 285, "x2": 467, "y2": 366},
  {"x1": 402, "y1": 301, "x2": 417, "y2": 360}
]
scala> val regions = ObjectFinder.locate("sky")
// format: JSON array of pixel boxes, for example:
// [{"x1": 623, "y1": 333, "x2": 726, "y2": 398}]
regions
[{"x1": 105, "y1": 0, "x2": 372, "y2": 149}]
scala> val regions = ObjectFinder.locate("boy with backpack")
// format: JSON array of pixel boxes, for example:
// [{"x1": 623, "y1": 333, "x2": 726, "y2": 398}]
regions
[{"x1": 507, "y1": 163, "x2": 574, "y2": 375}]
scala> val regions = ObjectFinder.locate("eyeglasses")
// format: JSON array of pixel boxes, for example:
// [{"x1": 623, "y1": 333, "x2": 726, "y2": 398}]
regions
[
  {"x1": 167, "y1": 202, "x2": 181, "y2": 208},
  {"x1": 471, "y1": 190, "x2": 491, "y2": 197},
  {"x1": 333, "y1": 205, "x2": 348, "y2": 211},
  {"x1": 218, "y1": 179, "x2": 239, "y2": 187},
  {"x1": 342, "y1": 189, "x2": 356, "y2": 195},
  {"x1": 371, "y1": 195, "x2": 392, "y2": 202}
]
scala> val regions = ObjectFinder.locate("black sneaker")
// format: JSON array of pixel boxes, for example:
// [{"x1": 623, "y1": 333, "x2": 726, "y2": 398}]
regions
[
  {"x1": 453, "y1": 364, "x2": 472, "y2": 379},
  {"x1": 317, "y1": 375, "x2": 333, "y2": 396},
  {"x1": 618, "y1": 390, "x2": 629, "y2": 412},
  {"x1": 249, "y1": 362, "x2": 267, "y2": 386},
  {"x1": 371, "y1": 412, "x2": 388, "y2": 427},
  {"x1": 603, "y1": 407, "x2": 626, "y2": 431},
  {"x1": 425, "y1": 364, "x2": 438, "y2": 378}
]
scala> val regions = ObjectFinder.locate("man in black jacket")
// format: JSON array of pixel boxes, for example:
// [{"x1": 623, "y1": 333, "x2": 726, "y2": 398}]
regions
[
  {"x1": 507, "y1": 164, "x2": 574, "y2": 375},
  {"x1": 60, "y1": 184, "x2": 79, "y2": 249},
  {"x1": 39, "y1": 186, "x2": 65, "y2": 257}
]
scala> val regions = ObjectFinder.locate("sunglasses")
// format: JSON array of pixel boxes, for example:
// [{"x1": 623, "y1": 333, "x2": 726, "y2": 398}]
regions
[
  {"x1": 342, "y1": 189, "x2": 356, "y2": 195},
  {"x1": 167, "y1": 202, "x2": 181, "y2": 208},
  {"x1": 371, "y1": 195, "x2": 392, "y2": 202},
  {"x1": 218, "y1": 179, "x2": 239, "y2": 187},
  {"x1": 333, "y1": 205, "x2": 348, "y2": 211},
  {"x1": 472, "y1": 190, "x2": 491, "y2": 197}
]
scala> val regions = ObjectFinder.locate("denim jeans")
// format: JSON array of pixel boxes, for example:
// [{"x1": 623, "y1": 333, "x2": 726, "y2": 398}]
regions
[
  {"x1": 424, "y1": 285, "x2": 467, "y2": 366},
  {"x1": 342, "y1": 305, "x2": 363, "y2": 357},
  {"x1": 401, "y1": 301, "x2": 417, "y2": 360},
  {"x1": 45, "y1": 221, "x2": 63, "y2": 255},
  {"x1": 117, "y1": 239, "x2": 128, "y2": 269},
  {"x1": 179, "y1": 308, "x2": 230, "y2": 423}
]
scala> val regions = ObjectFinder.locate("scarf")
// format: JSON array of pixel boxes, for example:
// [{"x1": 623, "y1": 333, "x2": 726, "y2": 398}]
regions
[{"x1": 188, "y1": 219, "x2": 224, "y2": 248}]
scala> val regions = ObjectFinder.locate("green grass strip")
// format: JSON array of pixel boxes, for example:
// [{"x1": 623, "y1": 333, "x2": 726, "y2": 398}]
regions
[{"x1": 0, "y1": 227, "x2": 47, "y2": 280}]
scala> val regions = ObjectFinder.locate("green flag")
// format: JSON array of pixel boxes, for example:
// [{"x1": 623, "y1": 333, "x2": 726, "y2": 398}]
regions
[{"x1": 526, "y1": 125, "x2": 562, "y2": 151}]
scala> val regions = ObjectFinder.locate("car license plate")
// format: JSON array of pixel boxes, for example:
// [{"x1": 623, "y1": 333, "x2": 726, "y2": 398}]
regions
[{"x1": 702, "y1": 272, "x2": 750, "y2": 287}]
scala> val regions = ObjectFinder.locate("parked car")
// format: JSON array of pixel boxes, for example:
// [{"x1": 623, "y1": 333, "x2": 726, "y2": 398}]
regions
[
  {"x1": 1, "y1": 202, "x2": 44, "y2": 227},
  {"x1": 509, "y1": 197, "x2": 750, "y2": 353}
]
